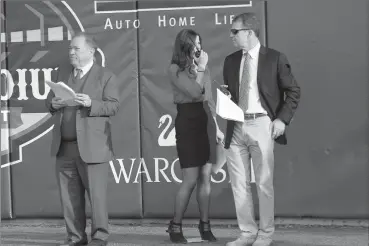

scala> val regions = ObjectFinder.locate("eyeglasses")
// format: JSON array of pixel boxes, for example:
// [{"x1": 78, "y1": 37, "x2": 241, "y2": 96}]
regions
[{"x1": 230, "y1": 29, "x2": 250, "y2": 35}]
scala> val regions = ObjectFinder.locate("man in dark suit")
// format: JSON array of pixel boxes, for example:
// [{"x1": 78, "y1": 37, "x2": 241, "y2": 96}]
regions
[
  {"x1": 222, "y1": 13, "x2": 301, "y2": 246},
  {"x1": 45, "y1": 32, "x2": 120, "y2": 246}
]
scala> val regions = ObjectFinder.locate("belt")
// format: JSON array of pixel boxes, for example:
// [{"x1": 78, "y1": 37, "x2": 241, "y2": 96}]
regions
[{"x1": 244, "y1": 113, "x2": 267, "y2": 119}]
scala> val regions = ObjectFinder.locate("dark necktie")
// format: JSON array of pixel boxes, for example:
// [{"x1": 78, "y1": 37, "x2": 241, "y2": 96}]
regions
[
  {"x1": 75, "y1": 68, "x2": 82, "y2": 79},
  {"x1": 238, "y1": 52, "x2": 251, "y2": 112}
]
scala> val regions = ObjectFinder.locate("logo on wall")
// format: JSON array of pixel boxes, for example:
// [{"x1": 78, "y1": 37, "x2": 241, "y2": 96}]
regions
[
  {"x1": 158, "y1": 114, "x2": 175, "y2": 146},
  {"x1": 0, "y1": 1, "x2": 105, "y2": 168}
]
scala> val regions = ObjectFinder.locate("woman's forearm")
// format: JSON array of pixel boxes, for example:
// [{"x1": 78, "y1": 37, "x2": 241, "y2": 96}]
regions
[{"x1": 195, "y1": 70, "x2": 206, "y2": 87}]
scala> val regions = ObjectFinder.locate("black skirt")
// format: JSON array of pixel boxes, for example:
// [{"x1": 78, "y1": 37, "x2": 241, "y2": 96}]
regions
[{"x1": 175, "y1": 102, "x2": 210, "y2": 168}]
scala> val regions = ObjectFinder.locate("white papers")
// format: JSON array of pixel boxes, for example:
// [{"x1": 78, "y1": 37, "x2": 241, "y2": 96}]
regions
[
  {"x1": 45, "y1": 81, "x2": 76, "y2": 100},
  {"x1": 216, "y1": 88, "x2": 244, "y2": 122},
  {"x1": 45, "y1": 81, "x2": 78, "y2": 106}
]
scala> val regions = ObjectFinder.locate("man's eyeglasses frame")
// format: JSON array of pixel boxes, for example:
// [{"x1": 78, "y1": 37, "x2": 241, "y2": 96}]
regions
[{"x1": 230, "y1": 29, "x2": 250, "y2": 35}]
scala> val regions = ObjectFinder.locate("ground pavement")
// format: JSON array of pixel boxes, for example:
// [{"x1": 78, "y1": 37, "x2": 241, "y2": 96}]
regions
[{"x1": 1, "y1": 219, "x2": 368, "y2": 246}]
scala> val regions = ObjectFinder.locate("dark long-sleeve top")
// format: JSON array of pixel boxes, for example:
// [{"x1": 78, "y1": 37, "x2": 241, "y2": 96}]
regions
[{"x1": 168, "y1": 63, "x2": 216, "y2": 118}]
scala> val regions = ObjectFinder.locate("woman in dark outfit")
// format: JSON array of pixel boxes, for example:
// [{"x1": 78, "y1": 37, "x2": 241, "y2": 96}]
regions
[{"x1": 166, "y1": 29, "x2": 224, "y2": 243}]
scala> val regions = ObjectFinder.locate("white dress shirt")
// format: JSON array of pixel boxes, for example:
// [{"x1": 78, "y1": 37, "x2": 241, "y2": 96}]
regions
[
  {"x1": 73, "y1": 60, "x2": 94, "y2": 78},
  {"x1": 239, "y1": 42, "x2": 267, "y2": 114}
]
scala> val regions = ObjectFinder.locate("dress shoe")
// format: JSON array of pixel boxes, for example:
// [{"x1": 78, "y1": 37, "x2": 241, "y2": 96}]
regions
[
  {"x1": 198, "y1": 220, "x2": 217, "y2": 242},
  {"x1": 166, "y1": 220, "x2": 187, "y2": 243},
  {"x1": 252, "y1": 236, "x2": 272, "y2": 246},
  {"x1": 226, "y1": 235, "x2": 257, "y2": 246},
  {"x1": 87, "y1": 239, "x2": 108, "y2": 246}
]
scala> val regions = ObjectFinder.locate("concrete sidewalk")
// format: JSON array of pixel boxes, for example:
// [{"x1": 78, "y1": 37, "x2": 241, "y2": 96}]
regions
[{"x1": 1, "y1": 219, "x2": 368, "y2": 246}]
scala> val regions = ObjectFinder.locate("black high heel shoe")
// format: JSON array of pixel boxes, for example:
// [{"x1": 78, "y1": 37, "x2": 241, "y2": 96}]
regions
[
  {"x1": 198, "y1": 220, "x2": 217, "y2": 242},
  {"x1": 166, "y1": 220, "x2": 187, "y2": 243}
]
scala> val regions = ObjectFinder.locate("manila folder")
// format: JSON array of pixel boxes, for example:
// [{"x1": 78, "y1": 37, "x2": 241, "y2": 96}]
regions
[{"x1": 216, "y1": 88, "x2": 244, "y2": 122}]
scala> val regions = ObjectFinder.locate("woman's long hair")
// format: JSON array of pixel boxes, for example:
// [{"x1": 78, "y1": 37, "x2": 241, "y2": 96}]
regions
[{"x1": 170, "y1": 29, "x2": 202, "y2": 77}]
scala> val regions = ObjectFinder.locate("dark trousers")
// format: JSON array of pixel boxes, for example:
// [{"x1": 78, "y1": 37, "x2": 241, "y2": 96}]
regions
[{"x1": 56, "y1": 141, "x2": 109, "y2": 242}]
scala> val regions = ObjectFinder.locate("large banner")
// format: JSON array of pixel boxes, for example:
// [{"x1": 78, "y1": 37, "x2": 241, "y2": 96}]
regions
[
  {"x1": 1, "y1": 0, "x2": 265, "y2": 218},
  {"x1": 2, "y1": 0, "x2": 367, "y2": 219}
]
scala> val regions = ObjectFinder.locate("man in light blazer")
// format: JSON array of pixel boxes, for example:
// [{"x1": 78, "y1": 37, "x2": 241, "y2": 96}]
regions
[
  {"x1": 45, "y1": 32, "x2": 120, "y2": 246},
  {"x1": 222, "y1": 13, "x2": 301, "y2": 246}
]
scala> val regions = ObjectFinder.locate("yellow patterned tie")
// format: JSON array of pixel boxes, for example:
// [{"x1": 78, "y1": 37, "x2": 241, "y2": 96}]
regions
[{"x1": 238, "y1": 52, "x2": 251, "y2": 112}]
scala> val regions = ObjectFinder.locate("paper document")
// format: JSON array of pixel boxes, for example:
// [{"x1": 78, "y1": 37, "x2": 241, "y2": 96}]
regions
[
  {"x1": 45, "y1": 81, "x2": 76, "y2": 100},
  {"x1": 216, "y1": 88, "x2": 244, "y2": 122}
]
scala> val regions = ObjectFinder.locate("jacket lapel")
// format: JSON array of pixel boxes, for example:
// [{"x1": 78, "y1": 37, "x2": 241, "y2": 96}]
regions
[
  {"x1": 257, "y1": 45, "x2": 267, "y2": 89},
  {"x1": 81, "y1": 63, "x2": 100, "y2": 95}
]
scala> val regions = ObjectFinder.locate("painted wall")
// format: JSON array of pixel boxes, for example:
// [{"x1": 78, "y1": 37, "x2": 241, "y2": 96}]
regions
[{"x1": 1, "y1": 0, "x2": 368, "y2": 219}]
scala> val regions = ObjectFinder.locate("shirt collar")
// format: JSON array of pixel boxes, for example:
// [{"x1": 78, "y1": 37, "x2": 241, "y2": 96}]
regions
[
  {"x1": 243, "y1": 41, "x2": 261, "y2": 59},
  {"x1": 74, "y1": 59, "x2": 94, "y2": 77}
]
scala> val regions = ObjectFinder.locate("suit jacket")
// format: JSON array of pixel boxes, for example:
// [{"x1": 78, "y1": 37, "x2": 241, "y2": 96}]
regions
[
  {"x1": 223, "y1": 45, "x2": 301, "y2": 148},
  {"x1": 45, "y1": 62, "x2": 120, "y2": 163}
]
